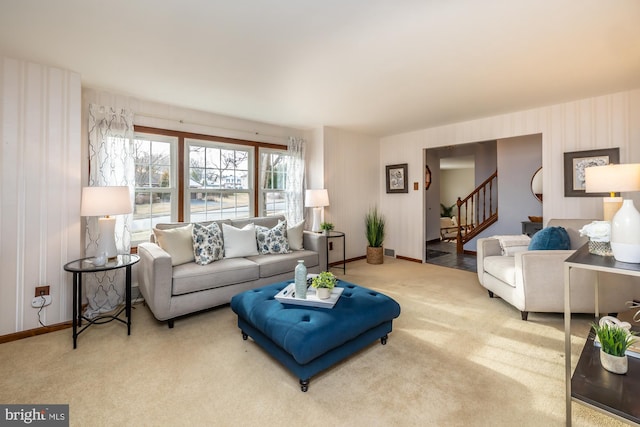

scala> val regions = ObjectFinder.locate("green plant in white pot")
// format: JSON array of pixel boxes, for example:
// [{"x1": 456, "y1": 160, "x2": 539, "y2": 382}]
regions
[
  {"x1": 593, "y1": 319, "x2": 636, "y2": 374},
  {"x1": 311, "y1": 271, "x2": 337, "y2": 299}
]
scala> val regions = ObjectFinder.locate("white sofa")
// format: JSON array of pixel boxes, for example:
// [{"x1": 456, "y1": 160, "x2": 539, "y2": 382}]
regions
[
  {"x1": 477, "y1": 218, "x2": 640, "y2": 320},
  {"x1": 137, "y1": 216, "x2": 327, "y2": 327}
]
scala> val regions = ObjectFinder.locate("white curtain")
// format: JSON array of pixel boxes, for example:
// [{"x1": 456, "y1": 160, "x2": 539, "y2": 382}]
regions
[
  {"x1": 84, "y1": 104, "x2": 135, "y2": 317},
  {"x1": 285, "y1": 137, "x2": 305, "y2": 225}
]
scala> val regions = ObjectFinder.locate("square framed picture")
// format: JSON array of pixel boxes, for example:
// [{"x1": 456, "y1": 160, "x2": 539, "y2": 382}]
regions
[
  {"x1": 563, "y1": 148, "x2": 619, "y2": 197},
  {"x1": 386, "y1": 163, "x2": 408, "y2": 193}
]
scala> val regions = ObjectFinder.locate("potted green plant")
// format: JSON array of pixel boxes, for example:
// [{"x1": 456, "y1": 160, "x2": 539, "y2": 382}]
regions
[
  {"x1": 311, "y1": 271, "x2": 337, "y2": 299},
  {"x1": 440, "y1": 203, "x2": 455, "y2": 218},
  {"x1": 592, "y1": 320, "x2": 636, "y2": 374},
  {"x1": 320, "y1": 222, "x2": 334, "y2": 235},
  {"x1": 365, "y1": 206, "x2": 385, "y2": 264}
]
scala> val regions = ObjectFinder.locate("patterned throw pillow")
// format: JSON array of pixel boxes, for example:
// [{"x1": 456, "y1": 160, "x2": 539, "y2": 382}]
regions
[
  {"x1": 192, "y1": 222, "x2": 224, "y2": 265},
  {"x1": 256, "y1": 220, "x2": 290, "y2": 254}
]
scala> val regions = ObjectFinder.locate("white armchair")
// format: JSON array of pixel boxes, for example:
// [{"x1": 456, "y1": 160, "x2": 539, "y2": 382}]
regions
[{"x1": 477, "y1": 218, "x2": 640, "y2": 320}]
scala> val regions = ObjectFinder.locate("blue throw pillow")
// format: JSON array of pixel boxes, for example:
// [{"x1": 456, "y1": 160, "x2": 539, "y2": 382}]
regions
[{"x1": 528, "y1": 226, "x2": 571, "y2": 250}]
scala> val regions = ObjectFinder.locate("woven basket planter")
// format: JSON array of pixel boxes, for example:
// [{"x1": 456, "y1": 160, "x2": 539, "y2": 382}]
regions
[
  {"x1": 588, "y1": 240, "x2": 613, "y2": 257},
  {"x1": 366, "y1": 246, "x2": 384, "y2": 264}
]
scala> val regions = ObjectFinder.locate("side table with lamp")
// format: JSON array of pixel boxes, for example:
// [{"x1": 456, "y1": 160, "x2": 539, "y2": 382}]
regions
[
  {"x1": 564, "y1": 163, "x2": 640, "y2": 424},
  {"x1": 64, "y1": 185, "x2": 136, "y2": 349}
]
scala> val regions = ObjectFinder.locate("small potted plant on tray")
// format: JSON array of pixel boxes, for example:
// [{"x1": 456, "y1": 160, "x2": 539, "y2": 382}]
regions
[
  {"x1": 593, "y1": 318, "x2": 636, "y2": 374},
  {"x1": 311, "y1": 271, "x2": 337, "y2": 299}
]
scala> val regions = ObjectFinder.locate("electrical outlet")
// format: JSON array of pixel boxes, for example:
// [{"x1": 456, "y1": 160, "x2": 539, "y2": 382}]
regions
[
  {"x1": 35, "y1": 286, "x2": 50, "y2": 297},
  {"x1": 32, "y1": 295, "x2": 52, "y2": 308}
]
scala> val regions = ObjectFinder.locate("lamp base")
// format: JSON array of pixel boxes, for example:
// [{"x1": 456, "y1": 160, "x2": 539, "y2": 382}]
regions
[
  {"x1": 97, "y1": 216, "x2": 118, "y2": 259},
  {"x1": 311, "y1": 207, "x2": 322, "y2": 233},
  {"x1": 610, "y1": 242, "x2": 640, "y2": 263},
  {"x1": 603, "y1": 197, "x2": 623, "y2": 222},
  {"x1": 611, "y1": 199, "x2": 640, "y2": 264}
]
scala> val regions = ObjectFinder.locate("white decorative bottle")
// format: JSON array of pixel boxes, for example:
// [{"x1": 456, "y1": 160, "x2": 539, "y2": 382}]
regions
[{"x1": 294, "y1": 260, "x2": 307, "y2": 299}]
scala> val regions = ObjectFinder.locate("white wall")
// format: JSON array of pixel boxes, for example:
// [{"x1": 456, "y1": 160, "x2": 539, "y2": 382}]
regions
[
  {"x1": 440, "y1": 168, "x2": 475, "y2": 211},
  {"x1": 495, "y1": 134, "x2": 542, "y2": 235},
  {"x1": 0, "y1": 57, "x2": 82, "y2": 335},
  {"x1": 321, "y1": 127, "x2": 379, "y2": 262},
  {"x1": 380, "y1": 89, "x2": 640, "y2": 261}
]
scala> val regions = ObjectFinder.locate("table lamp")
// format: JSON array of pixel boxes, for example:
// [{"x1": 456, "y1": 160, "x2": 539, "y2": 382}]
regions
[
  {"x1": 586, "y1": 164, "x2": 640, "y2": 263},
  {"x1": 305, "y1": 189, "x2": 330, "y2": 232},
  {"x1": 585, "y1": 164, "x2": 624, "y2": 221},
  {"x1": 81, "y1": 186, "x2": 133, "y2": 259}
]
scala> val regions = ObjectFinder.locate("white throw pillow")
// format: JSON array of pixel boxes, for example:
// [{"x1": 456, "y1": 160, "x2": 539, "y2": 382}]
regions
[
  {"x1": 154, "y1": 224, "x2": 195, "y2": 266},
  {"x1": 223, "y1": 223, "x2": 259, "y2": 258},
  {"x1": 493, "y1": 235, "x2": 531, "y2": 256},
  {"x1": 287, "y1": 220, "x2": 305, "y2": 251}
]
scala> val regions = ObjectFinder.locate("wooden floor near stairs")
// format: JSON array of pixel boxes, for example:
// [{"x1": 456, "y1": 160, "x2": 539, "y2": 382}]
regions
[{"x1": 425, "y1": 241, "x2": 477, "y2": 273}]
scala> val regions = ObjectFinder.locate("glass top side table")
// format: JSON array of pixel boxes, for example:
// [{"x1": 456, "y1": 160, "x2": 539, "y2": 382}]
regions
[
  {"x1": 325, "y1": 231, "x2": 346, "y2": 274},
  {"x1": 63, "y1": 254, "x2": 139, "y2": 349}
]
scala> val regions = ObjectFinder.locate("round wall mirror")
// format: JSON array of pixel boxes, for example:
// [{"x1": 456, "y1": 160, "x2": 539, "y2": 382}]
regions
[{"x1": 531, "y1": 167, "x2": 542, "y2": 202}]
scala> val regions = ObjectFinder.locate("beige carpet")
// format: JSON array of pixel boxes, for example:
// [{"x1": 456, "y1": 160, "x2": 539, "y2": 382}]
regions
[{"x1": 0, "y1": 258, "x2": 626, "y2": 426}]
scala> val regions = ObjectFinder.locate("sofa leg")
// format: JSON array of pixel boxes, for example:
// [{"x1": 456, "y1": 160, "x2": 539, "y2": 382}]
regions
[
  {"x1": 487, "y1": 290, "x2": 494, "y2": 298},
  {"x1": 300, "y1": 379, "x2": 309, "y2": 392},
  {"x1": 168, "y1": 319, "x2": 174, "y2": 329},
  {"x1": 521, "y1": 311, "x2": 529, "y2": 321}
]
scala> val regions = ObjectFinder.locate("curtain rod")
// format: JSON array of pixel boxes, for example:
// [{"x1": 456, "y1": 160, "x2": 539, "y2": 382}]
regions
[{"x1": 134, "y1": 112, "x2": 295, "y2": 143}]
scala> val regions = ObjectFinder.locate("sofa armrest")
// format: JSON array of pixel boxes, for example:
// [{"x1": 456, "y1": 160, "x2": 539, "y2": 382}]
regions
[
  {"x1": 515, "y1": 250, "x2": 575, "y2": 309},
  {"x1": 476, "y1": 238, "x2": 502, "y2": 283},
  {"x1": 137, "y1": 242, "x2": 174, "y2": 321},
  {"x1": 303, "y1": 231, "x2": 328, "y2": 271}
]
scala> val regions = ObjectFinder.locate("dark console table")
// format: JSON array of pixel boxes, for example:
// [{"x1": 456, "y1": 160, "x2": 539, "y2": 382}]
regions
[
  {"x1": 64, "y1": 254, "x2": 139, "y2": 349},
  {"x1": 564, "y1": 244, "x2": 640, "y2": 425}
]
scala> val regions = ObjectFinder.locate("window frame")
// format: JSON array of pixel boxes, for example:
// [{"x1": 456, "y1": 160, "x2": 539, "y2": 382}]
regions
[{"x1": 131, "y1": 126, "x2": 288, "y2": 246}]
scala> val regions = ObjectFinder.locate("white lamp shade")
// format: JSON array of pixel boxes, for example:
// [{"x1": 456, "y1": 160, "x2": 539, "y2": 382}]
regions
[
  {"x1": 305, "y1": 189, "x2": 330, "y2": 208},
  {"x1": 81, "y1": 186, "x2": 133, "y2": 217},
  {"x1": 585, "y1": 164, "x2": 640, "y2": 194}
]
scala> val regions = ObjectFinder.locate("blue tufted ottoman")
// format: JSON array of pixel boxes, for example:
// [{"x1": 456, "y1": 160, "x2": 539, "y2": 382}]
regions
[{"x1": 230, "y1": 280, "x2": 401, "y2": 391}]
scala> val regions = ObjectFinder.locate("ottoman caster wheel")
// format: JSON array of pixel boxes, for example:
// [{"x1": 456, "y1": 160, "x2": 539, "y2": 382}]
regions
[
  {"x1": 242, "y1": 332, "x2": 248, "y2": 340},
  {"x1": 380, "y1": 335, "x2": 388, "y2": 345},
  {"x1": 300, "y1": 379, "x2": 309, "y2": 392}
]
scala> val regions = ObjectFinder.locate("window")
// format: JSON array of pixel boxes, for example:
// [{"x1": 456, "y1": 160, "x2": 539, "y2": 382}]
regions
[
  {"x1": 186, "y1": 139, "x2": 253, "y2": 222},
  {"x1": 132, "y1": 133, "x2": 178, "y2": 244},
  {"x1": 130, "y1": 126, "x2": 289, "y2": 246},
  {"x1": 260, "y1": 149, "x2": 290, "y2": 217}
]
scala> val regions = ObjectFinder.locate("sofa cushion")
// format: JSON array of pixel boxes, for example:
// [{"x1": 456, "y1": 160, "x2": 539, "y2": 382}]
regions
[
  {"x1": 247, "y1": 250, "x2": 319, "y2": 278},
  {"x1": 528, "y1": 226, "x2": 570, "y2": 250},
  {"x1": 256, "y1": 220, "x2": 290, "y2": 254},
  {"x1": 172, "y1": 257, "x2": 260, "y2": 295},
  {"x1": 192, "y1": 222, "x2": 224, "y2": 265},
  {"x1": 223, "y1": 223, "x2": 259, "y2": 258},
  {"x1": 154, "y1": 224, "x2": 195, "y2": 266},
  {"x1": 287, "y1": 220, "x2": 305, "y2": 251},
  {"x1": 483, "y1": 256, "x2": 517, "y2": 287}
]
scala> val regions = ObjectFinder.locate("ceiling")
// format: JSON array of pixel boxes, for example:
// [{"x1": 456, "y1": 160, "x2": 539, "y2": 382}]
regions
[{"x1": 1, "y1": 0, "x2": 639, "y2": 137}]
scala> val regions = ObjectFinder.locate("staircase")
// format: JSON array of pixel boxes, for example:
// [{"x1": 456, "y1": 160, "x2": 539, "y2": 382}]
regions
[{"x1": 454, "y1": 171, "x2": 498, "y2": 254}]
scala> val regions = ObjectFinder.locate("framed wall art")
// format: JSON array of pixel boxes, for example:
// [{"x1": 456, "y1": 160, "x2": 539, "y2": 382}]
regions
[
  {"x1": 563, "y1": 148, "x2": 619, "y2": 197},
  {"x1": 386, "y1": 163, "x2": 408, "y2": 194}
]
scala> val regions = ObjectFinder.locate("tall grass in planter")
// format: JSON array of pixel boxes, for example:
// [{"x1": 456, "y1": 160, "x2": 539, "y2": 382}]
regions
[{"x1": 365, "y1": 207, "x2": 385, "y2": 264}]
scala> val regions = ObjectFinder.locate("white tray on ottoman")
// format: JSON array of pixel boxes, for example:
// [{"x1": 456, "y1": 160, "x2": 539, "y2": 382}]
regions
[{"x1": 274, "y1": 283, "x2": 344, "y2": 309}]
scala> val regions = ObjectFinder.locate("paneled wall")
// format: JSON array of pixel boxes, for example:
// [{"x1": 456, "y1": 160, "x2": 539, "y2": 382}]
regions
[
  {"x1": 380, "y1": 89, "x2": 640, "y2": 261},
  {"x1": 322, "y1": 127, "x2": 379, "y2": 262},
  {"x1": 0, "y1": 57, "x2": 82, "y2": 335}
]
